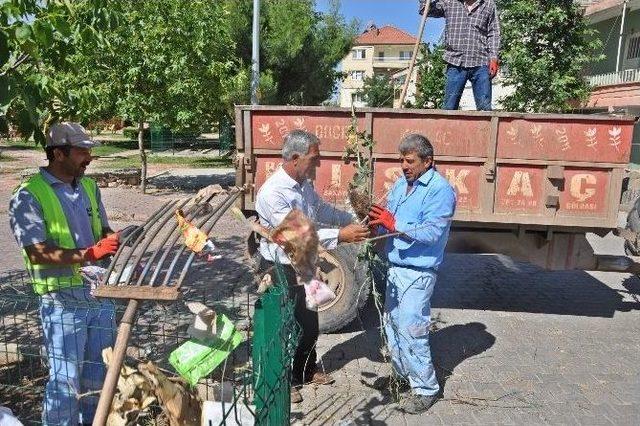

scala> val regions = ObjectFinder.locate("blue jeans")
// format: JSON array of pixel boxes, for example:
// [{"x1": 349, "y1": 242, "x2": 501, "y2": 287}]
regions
[
  {"x1": 444, "y1": 64, "x2": 492, "y2": 111},
  {"x1": 384, "y1": 266, "x2": 439, "y2": 396},
  {"x1": 39, "y1": 287, "x2": 116, "y2": 425}
]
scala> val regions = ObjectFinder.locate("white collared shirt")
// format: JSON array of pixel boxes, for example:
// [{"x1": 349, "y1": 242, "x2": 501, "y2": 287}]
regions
[{"x1": 255, "y1": 167, "x2": 353, "y2": 264}]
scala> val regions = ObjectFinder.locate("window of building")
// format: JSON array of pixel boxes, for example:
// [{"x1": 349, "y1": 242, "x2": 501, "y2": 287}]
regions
[
  {"x1": 395, "y1": 75, "x2": 407, "y2": 85},
  {"x1": 399, "y1": 51, "x2": 413, "y2": 60},
  {"x1": 351, "y1": 93, "x2": 364, "y2": 104},
  {"x1": 627, "y1": 34, "x2": 640, "y2": 60},
  {"x1": 351, "y1": 70, "x2": 365, "y2": 81},
  {"x1": 352, "y1": 49, "x2": 366, "y2": 60},
  {"x1": 377, "y1": 51, "x2": 385, "y2": 60}
]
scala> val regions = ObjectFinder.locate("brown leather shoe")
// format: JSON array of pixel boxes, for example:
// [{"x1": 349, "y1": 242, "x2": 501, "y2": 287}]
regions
[
  {"x1": 306, "y1": 371, "x2": 335, "y2": 385},
  {"x1": 290, "y1": 386, "x2": 303, "y2": 404}
]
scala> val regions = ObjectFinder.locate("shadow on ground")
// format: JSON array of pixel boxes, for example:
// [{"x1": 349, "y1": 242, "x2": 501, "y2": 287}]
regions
[
  {"x1": 149, "y1": 171, "x2": 234, "y2": 191},
  {"x1": 433, "y1": 253, "x2": 640, "y2": 318}
]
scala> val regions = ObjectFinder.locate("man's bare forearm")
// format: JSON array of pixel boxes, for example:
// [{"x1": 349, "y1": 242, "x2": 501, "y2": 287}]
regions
[{"x1": 25, "y1": 243, "x2": 87, "y2": 265}]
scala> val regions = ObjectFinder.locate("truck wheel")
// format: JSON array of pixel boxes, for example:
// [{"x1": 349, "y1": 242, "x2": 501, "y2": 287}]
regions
[
  {"x1": 317, "y1": 245, "x2": 369, "y2": 333},
  {"x1": 625, "y1": 197, "x2": 640, "y2": 256}
]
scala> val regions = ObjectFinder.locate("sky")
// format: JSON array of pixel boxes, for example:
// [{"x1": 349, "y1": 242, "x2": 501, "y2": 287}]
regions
[{"x1": 315, "y1": 0, "x2": 445, "y2": 45}]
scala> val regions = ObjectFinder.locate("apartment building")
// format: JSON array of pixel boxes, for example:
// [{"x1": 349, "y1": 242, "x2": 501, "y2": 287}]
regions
[{"x1": 338, "y1": 24, "x2": 420, "y2": 108}]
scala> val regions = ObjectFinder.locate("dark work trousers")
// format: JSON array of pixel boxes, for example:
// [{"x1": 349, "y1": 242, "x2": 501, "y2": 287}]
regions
[{"x1": 258, "y1": 257, "x2": 318, "y2": 385}]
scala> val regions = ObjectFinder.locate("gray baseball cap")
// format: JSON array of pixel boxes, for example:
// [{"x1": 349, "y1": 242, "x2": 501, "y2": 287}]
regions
[{"x1": 46, "y1": 122, "x2": 100, "y2": 148}]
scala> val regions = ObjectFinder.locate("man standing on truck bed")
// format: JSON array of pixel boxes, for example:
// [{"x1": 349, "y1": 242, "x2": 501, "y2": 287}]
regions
[
  {"x1": 368, "y1": 133, "x2": 456, "y2": 413},
  {"x1": 8, "y1": 122, "x2": 119, "y2": 425},
  {"x1": 255, "y1": 130, "x2": 369, "y2": 404},
  {"x1": 420, "y1": 0, "x2": 501, "y2": 110}
]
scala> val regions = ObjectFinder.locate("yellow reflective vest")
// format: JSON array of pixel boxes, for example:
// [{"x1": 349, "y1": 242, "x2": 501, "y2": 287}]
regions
[{"x1": 16, "y1": 173, "x2": 102, "y2": 295}]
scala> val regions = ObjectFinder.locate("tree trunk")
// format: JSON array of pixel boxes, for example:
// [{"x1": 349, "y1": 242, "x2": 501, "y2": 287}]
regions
[{"x1": 138, "y1": 118, "x2": 147, "y2": 194}]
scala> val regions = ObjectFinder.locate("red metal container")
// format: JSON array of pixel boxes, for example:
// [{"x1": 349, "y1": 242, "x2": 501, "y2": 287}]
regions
[{"x1": 236, "y1": 106, "x2": 635, "y2": 231}]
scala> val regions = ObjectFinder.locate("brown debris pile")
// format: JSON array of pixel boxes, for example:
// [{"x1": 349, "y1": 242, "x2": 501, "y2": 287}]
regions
[{"x1": 103, "y1": 348, "x2": 201, "y2": 426}]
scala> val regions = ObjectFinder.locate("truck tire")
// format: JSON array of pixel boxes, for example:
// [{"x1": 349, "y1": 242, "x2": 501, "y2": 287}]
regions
[
  {"x1": 317, "y1": 245, "x2": 370, "y2": 333},
  {"x1": 625, "y1": 197, "x2": 640, "y2": 255}
]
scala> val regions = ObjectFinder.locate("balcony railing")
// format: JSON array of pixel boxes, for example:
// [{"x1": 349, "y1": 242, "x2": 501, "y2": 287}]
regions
[
  {"x1": 374, "y1": 56, "x2": 412, "y2": 62},
  {"x1": 588, "y1": 69, "x2": 640, "y2": 87}
]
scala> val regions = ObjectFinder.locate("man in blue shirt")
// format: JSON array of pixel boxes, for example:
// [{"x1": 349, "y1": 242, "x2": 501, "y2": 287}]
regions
[{"x1": 368, "y1": 133, "x2": 456, "y2": 414}]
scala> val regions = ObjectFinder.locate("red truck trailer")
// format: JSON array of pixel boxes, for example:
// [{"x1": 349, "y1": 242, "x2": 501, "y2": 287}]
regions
[{"x1": 235, "y1": 105, "x2": 640, "y2": 332}]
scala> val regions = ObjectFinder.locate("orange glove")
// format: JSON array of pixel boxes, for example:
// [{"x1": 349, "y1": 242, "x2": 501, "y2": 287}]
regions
[
  {"x1": 368, "y1": 204, "x2": 396, "y2": 233},
  {"x1": 489, "y1": 59, "x2": 499, "y2": 79},
  {"x1": 84, "y1": 233, "x2": 120, "y2": 261}
]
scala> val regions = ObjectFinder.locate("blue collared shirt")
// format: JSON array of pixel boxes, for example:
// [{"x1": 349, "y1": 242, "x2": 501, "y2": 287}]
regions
[
  {"x1": 9, "y1": 168, "x2": 109, "y2": 249},
  {"x1": 384, "y1": 167, "x2": 456, "y2": 270}
]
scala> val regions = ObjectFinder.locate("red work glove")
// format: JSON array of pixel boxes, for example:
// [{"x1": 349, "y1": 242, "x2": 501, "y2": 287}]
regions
[
  {"x1": 368, "y1": 204, "x2": 396, "y2": 233},
  {"x1": 84, "y1": 233, "x2": 120, "y2": 262},
  {"x1": 489, "y1": 59, "x2": 499, "y2": 79}
]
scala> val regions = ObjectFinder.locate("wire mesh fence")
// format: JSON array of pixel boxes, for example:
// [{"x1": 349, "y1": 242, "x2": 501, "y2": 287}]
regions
[
  {"x1": 149, "y1": 122, "x2": 234, "y2": 154},
  {"x1": 0, "y1": 260, "x2": 299, "y2": 425}
]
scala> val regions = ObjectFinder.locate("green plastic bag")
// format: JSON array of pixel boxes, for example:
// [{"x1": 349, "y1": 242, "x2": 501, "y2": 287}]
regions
[{"x1": 169, "y1": 313, "x2": 244, "y2": 386}]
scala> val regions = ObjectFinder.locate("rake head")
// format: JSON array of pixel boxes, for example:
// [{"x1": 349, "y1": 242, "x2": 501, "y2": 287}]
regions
[{"x1": 92, "y1": 186, "x2": 245, "y2": 302}]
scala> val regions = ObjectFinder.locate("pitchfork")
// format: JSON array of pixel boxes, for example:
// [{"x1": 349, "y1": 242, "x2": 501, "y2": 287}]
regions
[{"x1": 92, "y1": 186, "x2": 245, "y2": 426}]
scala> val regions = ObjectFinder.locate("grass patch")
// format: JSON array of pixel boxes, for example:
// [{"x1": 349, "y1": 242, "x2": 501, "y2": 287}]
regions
[
  {"x1": 1, "y1": 139, "x2": 36, "y2": 150},
  {"x1": 97, "y1": 155, "x2": 232, "y2": 169},
  {"x1": 92, "y1": 143, "x2": 135, "y2": 157},
  {"x1": 1, "y1": 138, "x2": 137, "y2": 154}
]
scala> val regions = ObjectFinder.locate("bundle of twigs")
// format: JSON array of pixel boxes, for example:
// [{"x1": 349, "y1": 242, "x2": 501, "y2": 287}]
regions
[{"x1": 343, "y1": 111, "x2": 375, "y2": 221}]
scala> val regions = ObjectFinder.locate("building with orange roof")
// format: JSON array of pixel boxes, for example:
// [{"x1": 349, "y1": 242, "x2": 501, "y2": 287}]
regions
[{"x1": 338, "y1": 24, "x2": 422, "y2": 108}]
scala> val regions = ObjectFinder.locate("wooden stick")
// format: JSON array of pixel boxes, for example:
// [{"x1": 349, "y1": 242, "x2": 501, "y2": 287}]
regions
[{"x1": 399, "y1": 0, "x2": 431, "y2": 108}]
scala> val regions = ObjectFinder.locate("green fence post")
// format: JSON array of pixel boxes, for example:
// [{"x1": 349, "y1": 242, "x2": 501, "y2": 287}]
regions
[{"x1": 252, "y1": 265, "x2": 299, "y2": 426}]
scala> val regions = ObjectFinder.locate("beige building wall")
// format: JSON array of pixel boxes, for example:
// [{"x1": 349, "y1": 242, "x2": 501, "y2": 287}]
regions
[
  {"x1": 339, "y1": 44, "x2": 416, "y2": 108},
  {"x1": 459, "y1": 74, "x2": 515, "y2": 110}
]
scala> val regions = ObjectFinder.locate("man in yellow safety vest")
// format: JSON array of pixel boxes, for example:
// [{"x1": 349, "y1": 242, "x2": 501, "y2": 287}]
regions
[{"x1": 9, "y1": 122, "x2": 120, "y2": 425}]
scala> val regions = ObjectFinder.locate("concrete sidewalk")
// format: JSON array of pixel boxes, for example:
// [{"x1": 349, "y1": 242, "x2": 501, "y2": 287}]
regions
[{"x1": 292, "y1": 252, "x2": 640, "y2": 425}]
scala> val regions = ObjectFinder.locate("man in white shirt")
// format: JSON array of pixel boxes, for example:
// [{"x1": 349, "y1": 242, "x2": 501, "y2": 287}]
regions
[{"x1": 255, "y1": 130, "x2": 369, "y2": 403}]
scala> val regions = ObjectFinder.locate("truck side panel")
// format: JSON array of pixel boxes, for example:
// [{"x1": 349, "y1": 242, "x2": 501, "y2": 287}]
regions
[{"x1": 236, "y1": 106, "x2": 635, "y2": 231}]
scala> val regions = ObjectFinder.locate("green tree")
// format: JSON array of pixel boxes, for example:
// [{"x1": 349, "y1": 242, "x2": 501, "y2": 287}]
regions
[
  {"x1": 74, "y1": 0, "x2": 235, "y2": 192},
  {"x1": 357, "y1": 74, "x2": 395, "y2": 108},
  {"x1": 497, "y1": 0, "x2": 603, "y2": 112},
  {"x1": 0, "y1": 0, "x2": 114, "y2": 144},
  {"x1": 414, "y1": 44, "x2": 446, "y2": 109},
  {"x1": 224, "y1": 0, "x2": 358, "y2": 105}
]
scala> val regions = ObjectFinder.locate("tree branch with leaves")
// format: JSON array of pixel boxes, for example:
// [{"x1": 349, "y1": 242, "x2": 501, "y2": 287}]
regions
[
  {"x1": 497, "y1": 0, "x2": 603, "y2": 112},
  {"x1": 413, "y1": 44, "x2": 446, "y2": 109}
]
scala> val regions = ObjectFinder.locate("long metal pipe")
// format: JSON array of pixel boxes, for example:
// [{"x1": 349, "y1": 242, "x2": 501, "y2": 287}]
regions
[
  {"x1": 616, "y1": 0, "x2": 629, "y2": 73},
  {"x1": 100, "y1": 200, "x2": 175, "y2": 286},
  {"x1": 251, "y1": 0, "x2": 261, "y2": 105},
  {"x1": 136, "y1": 192, "x2": 224, "y2": 286},
  {"x1": 163, "y1": 190, "x2": 242, "y2": 287},
  {"x1": 120, "y1": 198, "x2": 192, "y2": 286},
  {"x1": 175, "y1": 191, "x2": 243, "y2": 288}
]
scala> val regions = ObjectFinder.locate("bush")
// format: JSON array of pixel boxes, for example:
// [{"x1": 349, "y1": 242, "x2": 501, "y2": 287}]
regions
[{"x1": 122, "y1": 126, "x2": 150, "y2": 141}]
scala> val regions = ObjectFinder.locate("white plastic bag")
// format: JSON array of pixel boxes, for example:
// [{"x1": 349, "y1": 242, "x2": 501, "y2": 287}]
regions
[
  {"x1": 80, "y1": 263, "x2": 145, "y2": 295},
  {"x1": 303, "y1": 279, "x2": 336, "y2": 310},
  {"x1": 0, "y1": 406, "x2": 24, "y2": 426}
]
